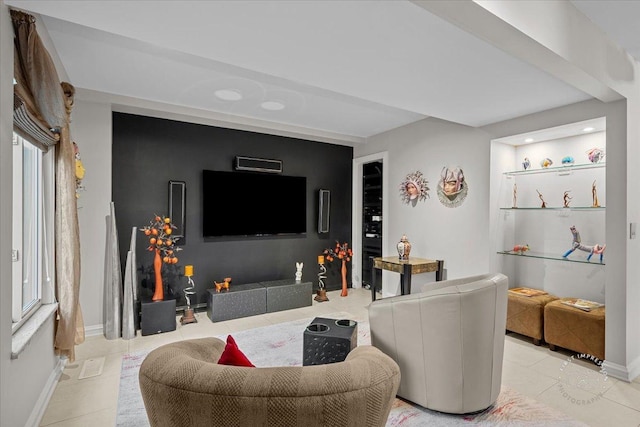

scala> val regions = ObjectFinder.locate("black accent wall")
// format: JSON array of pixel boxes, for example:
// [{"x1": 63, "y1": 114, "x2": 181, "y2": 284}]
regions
[{"x1": 113, "y1": 113, "x2": 353, "y2": 307}]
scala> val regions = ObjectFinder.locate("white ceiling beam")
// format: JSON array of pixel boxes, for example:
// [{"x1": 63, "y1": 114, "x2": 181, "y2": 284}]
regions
[{"x1": 412, "y1": 0, "x2": 627, "y2": 102}]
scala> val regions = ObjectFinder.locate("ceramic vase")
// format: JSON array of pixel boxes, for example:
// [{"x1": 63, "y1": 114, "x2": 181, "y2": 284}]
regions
[
  {"x1": 397, "y1": 235, "x2": 411, "y2": 260},
  {"x1": 340, "y1": 259, "x2": 348, "y2": 297},
  {"x1": 152, "y1": 249, "x2": 164, "y2": 301}
]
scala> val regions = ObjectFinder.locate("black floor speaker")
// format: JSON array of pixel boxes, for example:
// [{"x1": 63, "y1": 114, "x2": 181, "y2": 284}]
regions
[{"x1": 140, "y1": 298, "x2": 177, "y2": 336}]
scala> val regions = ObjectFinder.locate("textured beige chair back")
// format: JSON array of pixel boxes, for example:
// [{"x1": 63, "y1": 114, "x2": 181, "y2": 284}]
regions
[
  {"x1": 368, "y1": 273, "x2": 508, "y2": 414},
  {"x1": 139, "y1": 337, "x2": 400, "y2": 427}
]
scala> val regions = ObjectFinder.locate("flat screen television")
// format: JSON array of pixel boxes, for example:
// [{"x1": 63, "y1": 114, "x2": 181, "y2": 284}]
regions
[{"x1": 202, "y1": 170, "x2": 307, "y2": 237}]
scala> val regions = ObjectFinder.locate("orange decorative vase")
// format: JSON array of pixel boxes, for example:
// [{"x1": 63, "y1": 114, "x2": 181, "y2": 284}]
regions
[
  {"x1": 152, "y1": 249, "x2": 164, "y2": 301},
  {"x1": 340, "y1": 259, "x2": 348, "y2": 297}
]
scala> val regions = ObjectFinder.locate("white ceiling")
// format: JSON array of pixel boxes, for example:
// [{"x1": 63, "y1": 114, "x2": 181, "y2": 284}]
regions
[{"x1": 5, "y1": 1, "x2": 638, "y2": 144}]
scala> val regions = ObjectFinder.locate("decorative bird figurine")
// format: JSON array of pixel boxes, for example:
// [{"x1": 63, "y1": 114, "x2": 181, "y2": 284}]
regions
[
  {"x1": 540, "y1": 158, "x2": 553, "y2": 168},
  {"x1": 522, "y1": 157, "x2": 531, "y2": 170}
]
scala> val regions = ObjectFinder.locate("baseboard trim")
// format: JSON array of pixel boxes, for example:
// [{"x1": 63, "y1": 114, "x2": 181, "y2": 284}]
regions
[
  {"x1": 629, "y1": 356, "x2": 640, "y2": 381},
  {"x1": 84, "y1": 323, "x2": 104, "y2": 337},
  {"x1": 25, "y1": 356, "x2": 66, "y2": 427},
  {"x1": 601, "y1": 356, "x2": 640, "y2": 382}
]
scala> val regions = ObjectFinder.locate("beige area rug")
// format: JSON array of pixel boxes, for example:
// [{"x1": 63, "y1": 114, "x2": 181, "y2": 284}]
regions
[{"x1": 117, "y1": 314, "x2": 588, "y2": 426}]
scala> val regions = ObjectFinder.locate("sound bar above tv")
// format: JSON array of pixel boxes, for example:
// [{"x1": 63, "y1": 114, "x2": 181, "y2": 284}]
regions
[{"x1": 235, "y1": 156, "x2": 283, "y2": 173}]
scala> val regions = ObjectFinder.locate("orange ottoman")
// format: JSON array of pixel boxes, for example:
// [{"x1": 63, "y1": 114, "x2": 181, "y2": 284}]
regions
[
  {"x1": 544, "y1": 298, "x2": 605, "y2": 361},
  {"x1": 507, "y1": 288, "x2": 558, "y2": 345}
]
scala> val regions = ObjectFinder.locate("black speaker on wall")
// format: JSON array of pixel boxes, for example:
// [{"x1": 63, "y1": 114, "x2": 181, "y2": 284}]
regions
[
  {"x1": 234, "y1": 156, "x2": 283, "y2": 173},
  {"x1": 318, "y1": 189, "x2": 330, "y2": 233}
]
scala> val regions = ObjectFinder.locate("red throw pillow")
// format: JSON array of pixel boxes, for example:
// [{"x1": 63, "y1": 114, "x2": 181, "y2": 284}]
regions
[{"x1": 217, "y1": 335, "x2": 255, "y2": 367}]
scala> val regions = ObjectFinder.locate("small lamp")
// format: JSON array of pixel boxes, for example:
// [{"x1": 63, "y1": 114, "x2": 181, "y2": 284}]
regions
[
  {"x1": 314, "y1": 255, "x2": 329, "y2": 302},
  {"x1": 180, "y1": 265, "x2": 197, "y2": 325}
]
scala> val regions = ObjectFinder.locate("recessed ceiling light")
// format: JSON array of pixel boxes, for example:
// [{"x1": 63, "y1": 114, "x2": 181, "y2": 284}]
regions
[
  {"x1": 261, "y1": 101, "x2": 285, "y2": 111},
  {"x1": 583, "y1": 127, "x2": 595, "y2": 132},
  {"x1": 214, "y1": 89, "x2": 242, "y2": 101},
  {"x1": 524, "y1": 138, "x2": 534, "y2": 143}
]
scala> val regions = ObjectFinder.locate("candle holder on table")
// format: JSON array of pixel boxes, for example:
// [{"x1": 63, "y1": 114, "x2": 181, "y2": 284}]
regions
[
  {"x1": 180, "y1": 265, "x2": 197, "y2": 325},
  {"x1": 314, "y1": 255, "x2": 329, "y2": 302}
]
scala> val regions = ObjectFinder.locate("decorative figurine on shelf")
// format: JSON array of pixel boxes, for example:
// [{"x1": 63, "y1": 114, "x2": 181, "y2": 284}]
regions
[
  {"x1": 587, "y1": 148, "x2": 605, "y2": 164},
  {"x1": 512, "y1": 244, "x2": 530, "y2": 254},
  {"x1": 399, "y1": 170, "x2": 430, "y2": 206},
  {"x1": 295, "y1": 262, "x2": 303, "y2": 282},
  {"x1": 563, "y1": 190, "x2": 572, "y2": 208},
  {"x1": 561, "y1": 156, "x2": 575, "y2": 166},
  {"x1": 314, "y1": 256, "x2": 329, "y2": 302},
  {"x1": 397, "y1": 234, "x2": 412, "y2": 260},
  {"x1": 540, "y1": 158, "x2": 553, "y2": 168},
  {"x1": 180, "y1": 265, "x2": 197, "y2": 325},
  {"x1": 323, "y1": 242, "x2": 353, "y2": 297},
  {"x1": 562, "y1": 225, "x2": 606, "y2": 262},
  {"x1": 522, "y1": 157, "x2": 531, "y2": 171},
  {"x1": 592, "y1": 180, "x2": 601, "y2": 207},
  {"x1": 536, "y1": 189, "x2": 547, "y2": 208},
  {"x1": 214, "y1": 277, "x2": 231, "y2": 292},
  {"x1": 140, "y1": 214, "x2": 181, "y2": 301},
  {"x1": 512, "y1": 183, "x2": 518, "y2": 208}
]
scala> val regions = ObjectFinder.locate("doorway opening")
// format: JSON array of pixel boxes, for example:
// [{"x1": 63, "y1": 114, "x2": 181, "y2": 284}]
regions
[{"x1": 362, "y1": 161, "x2": 382, "y2": 289}]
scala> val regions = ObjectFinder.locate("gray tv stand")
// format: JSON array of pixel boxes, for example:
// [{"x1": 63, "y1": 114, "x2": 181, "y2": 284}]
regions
[{"x1": 206, "y1": 280, "x2": 313, "y2": 322}]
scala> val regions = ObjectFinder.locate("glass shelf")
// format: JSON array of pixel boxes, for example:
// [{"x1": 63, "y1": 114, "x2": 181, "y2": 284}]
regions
[
  {"x1": 500, "y1": 206, "x2": 605, "y2": 210},
  {"x1": 504, "y1": 162, "x2": 605, "y2": 176},
  {"x1": 497, "y1": 250, "x2": 605, "y2": 265}
]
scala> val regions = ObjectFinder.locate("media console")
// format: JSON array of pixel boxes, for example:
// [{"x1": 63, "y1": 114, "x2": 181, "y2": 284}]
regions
[{"x1": 206, "y1": 280, "x2": 313, "y2": 322}]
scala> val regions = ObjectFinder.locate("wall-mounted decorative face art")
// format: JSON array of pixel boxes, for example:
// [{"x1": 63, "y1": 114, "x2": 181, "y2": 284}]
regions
[
  {"x1": 437, "y1": 166, "x2": 468, "y2": 208},
  {"x1": 399, "y1": 170, "x2": 429, "y2": 206}
]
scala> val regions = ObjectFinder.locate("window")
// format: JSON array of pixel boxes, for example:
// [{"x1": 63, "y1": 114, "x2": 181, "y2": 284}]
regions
[{"x1": 12, "y1": 132, "x2": 55, "y2": 331}]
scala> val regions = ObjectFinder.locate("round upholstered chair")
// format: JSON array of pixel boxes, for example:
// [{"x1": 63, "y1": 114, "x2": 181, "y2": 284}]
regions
[
  {"x1": 139, "y1": 337, "x2": 400, "y2": 427},
  {"x1": 369, "y1": 273, "x2": 508, "y2": 414}
]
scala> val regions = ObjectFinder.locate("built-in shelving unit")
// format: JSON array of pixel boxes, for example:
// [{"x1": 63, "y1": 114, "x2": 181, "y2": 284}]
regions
[
  {"x1": 500, "y1": 207, "x2": 605, "y2": 210},
  {"x1": 491, "y1": 119, "x2": 607, "y2": 307},
  {"x1": 497, "y1": 250, "x2": 605, "y2": 265},
  {"x1": 503, "y1": 162, "x2": 605, "y2": 176},
  {"x1": 498, "y1": 160, "x2": 606, "y2": 265}
]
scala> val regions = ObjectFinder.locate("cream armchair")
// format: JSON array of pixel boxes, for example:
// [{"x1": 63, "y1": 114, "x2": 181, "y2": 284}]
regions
[{"x1": 368, "y1": 273, "x2": 508, "y2": 414}]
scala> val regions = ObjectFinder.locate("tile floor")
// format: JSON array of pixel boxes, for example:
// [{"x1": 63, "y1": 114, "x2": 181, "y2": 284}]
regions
[{"x1": 39, "y1": 288, "x2": 640, "y2": 427}]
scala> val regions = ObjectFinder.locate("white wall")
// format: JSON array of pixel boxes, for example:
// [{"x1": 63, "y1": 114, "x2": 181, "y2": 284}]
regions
[
  {"x1": 474, "y1": 0, "x2": 640, "y2": 383},
  {"x1": 355, "y1": 98, "x2": 636, "y2": 381},
  {"x1": 355, "y1": 117, "x2": 492, "y2": 296},
  {"x1": 71, "y1": 100, "x2": 113, "y2": 332},
  {"x1": 1, "y1": 3, "x2": 61, "y2": 427}
]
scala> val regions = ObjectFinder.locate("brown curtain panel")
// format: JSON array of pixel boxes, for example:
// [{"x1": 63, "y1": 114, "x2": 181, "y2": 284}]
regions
[
  {"x1": 11, "y1": 10, "x2": 84, "y2": 361},
  {"x1": 11, "y1": 10, "x2": 66, "y2": 150},
  {"x1": 55, "y1": 82, "x2": 84, "y2": 361}
]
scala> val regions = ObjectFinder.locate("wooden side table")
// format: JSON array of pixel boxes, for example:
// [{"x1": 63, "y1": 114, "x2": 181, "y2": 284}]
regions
[{"x1": 371, "y1": 256, "x2": 444, "y2": 301}]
